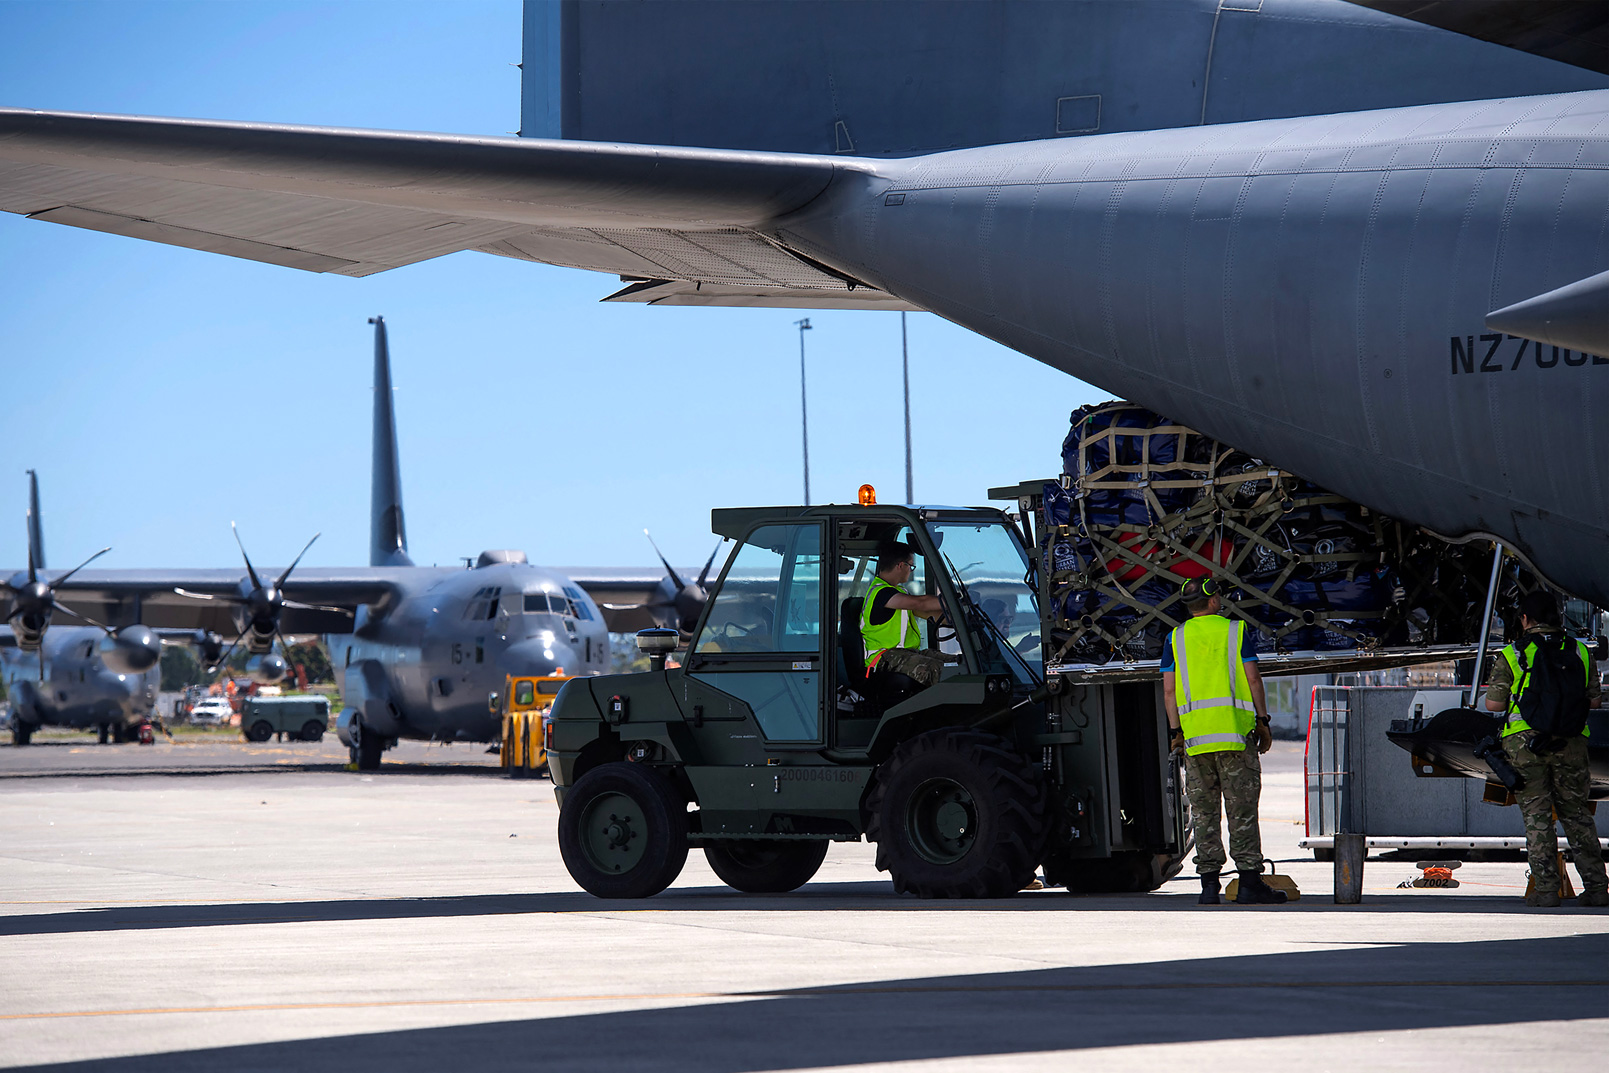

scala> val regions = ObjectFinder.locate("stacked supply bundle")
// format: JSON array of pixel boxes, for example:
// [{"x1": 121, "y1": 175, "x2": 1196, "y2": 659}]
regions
[{"x1": 1042, "y1": 402, "x2": 1537, "y2": 666}]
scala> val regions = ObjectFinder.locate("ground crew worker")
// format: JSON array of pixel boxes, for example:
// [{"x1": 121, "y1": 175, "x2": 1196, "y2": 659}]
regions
[
  {"x1": 1161, "y1": 577, "x2": 1285, "y2": 905},
  {"x1": 1484, "y1": 590, "x2": 1608, "y2": 907},
  {"x1": 861, "y1": 541, "x2": 947, "y2": 686}
]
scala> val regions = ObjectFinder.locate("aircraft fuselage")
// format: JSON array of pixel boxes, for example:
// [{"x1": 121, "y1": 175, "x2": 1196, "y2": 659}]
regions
[
  {"x1": 787, "y1": 90, "x2": 1609, "y2": 606},
  {"x1": 3, "y1": 626, "x2": 158, "y2": 733},
  {"x1": 328, "y1": 559, "x2": 609, "y2": 746}
]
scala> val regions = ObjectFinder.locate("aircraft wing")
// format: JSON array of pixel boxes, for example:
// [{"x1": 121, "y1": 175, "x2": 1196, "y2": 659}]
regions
[
  {"x1": 4, "y1": 567, "x2": 415, "y2": 636},
  {"x1": 0, "y1": 108, "x2": 900, "y2": 306}
]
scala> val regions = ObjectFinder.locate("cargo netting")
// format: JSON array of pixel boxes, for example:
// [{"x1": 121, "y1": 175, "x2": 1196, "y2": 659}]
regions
[{"x1": 1043, "y1": 402, "x2": 1545, "y2": 666}]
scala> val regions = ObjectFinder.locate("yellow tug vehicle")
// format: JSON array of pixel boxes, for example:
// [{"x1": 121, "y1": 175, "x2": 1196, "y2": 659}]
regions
[{"x1": 496, "y1": 673, "x2": 572, "y2": 778}]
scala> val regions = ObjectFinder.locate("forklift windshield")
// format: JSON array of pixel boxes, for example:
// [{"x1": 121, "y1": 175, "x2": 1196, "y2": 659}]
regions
[{"x1": 926, "y1": 520, "x2": 1041, "y2": 683}]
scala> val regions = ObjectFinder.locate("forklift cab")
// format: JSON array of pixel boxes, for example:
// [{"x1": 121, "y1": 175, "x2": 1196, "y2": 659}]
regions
[{"x1": 682, "y1": 505, "x2": 1041, "y2": 753}]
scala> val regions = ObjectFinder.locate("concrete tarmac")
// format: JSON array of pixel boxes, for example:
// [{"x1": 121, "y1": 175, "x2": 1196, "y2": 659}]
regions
[{"x1": 2, "y1": 740, "x2": 1605, "y2": 1071}]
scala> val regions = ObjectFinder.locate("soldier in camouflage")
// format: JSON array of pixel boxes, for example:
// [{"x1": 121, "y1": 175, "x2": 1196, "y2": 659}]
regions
[
  {"x1": 1485, "y1": 591, "x2": 1607, "y2": 908},
  {"x1": 1163, "y1": 577, "x2": 1284, "y2": 905}
]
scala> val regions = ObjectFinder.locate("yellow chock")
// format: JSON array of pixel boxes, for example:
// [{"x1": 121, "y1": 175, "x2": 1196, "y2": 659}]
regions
[
  {"x1": 1225, "y1": 859, "x2": 1301, "y2": 902},
  {"x1": 1523, "y1": 852, "x2": 1578, "y2": 900}
]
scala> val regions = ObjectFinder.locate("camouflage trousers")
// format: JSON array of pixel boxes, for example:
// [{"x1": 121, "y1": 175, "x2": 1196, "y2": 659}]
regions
[
  {"x1": 871, "y1": 647, "x2": 944, "y2": 686},
  {"x1": 1184, "y1": 745, "x2": 1264, "y2": 875},
  {"x1": 1504, "y1": 732, "x2": 1608, "y2": 895}
]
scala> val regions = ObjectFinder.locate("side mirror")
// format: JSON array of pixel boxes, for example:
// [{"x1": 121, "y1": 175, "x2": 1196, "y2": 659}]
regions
[{"x1": 487, "y1": 692, "x2": 500, "y2": 714}]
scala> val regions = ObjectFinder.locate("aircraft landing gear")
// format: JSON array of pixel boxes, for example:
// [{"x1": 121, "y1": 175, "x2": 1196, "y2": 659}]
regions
[
  {"x1": 97, "y1": 724, "x2": 111, "y2": 744},
  {"x1": 350, "y1": 720, "x2": 385, "y2": 771},
  {"x1": 11, "y1": 721, "x2": 32, "y2": 746}
]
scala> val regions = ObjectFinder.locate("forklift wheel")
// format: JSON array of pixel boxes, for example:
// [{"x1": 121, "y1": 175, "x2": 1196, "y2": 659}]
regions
[
  {"x1": 866, "y1": 728, "x2": 1047, "y2": 899},
  {"x1": 559, "y1": 762, "x2": 689, "y2": 899},
  {"x1": 704, "y1": 839, "x2": 829, "y2": 893}
]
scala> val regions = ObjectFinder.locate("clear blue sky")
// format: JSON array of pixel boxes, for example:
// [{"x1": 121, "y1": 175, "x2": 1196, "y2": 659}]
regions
[{"x1": 0, "y1": 1, "x2": 1105, "y2": 572}]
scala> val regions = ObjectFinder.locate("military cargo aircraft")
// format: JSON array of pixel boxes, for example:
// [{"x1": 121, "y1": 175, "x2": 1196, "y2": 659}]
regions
[
  {"x1": 2, "y1": 472, "x2": 160, "y2": 744},
  {"x1": 0, "y1": 0, "x2": 1606, "y2": 611},
  {"x1": 2, "y1": 319, "x2": 702, "y2": 766}
]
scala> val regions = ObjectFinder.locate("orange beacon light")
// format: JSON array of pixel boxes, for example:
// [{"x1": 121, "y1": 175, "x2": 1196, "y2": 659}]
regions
[{"x1": 858, "y1": 484, "x2": 877, "y2": 506}]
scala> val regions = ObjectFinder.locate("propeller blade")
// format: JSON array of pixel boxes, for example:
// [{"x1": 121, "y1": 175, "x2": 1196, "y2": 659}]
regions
[
  {"x1": 48, "y1": 546, "x2": 111, "y2": 589},
  {"x1": 275, "y1": 627, "x2": 302, "y2": 679},
  {"x1": 207, "y1": 632, "x2": 243, "y2": 677},
  {"x1": 51, "y1": 598, "x2": 112, "y2": 635},
  {"x1": 644, "y1": 529, "x2": 685, "y2": 591},
  {"x1": 25, "y1": 468, "x2": 43, "y2": 583},
  {"x1": 282, "y1": 600, "x2": 349, "y2": 614},
  {"x1": 274, "y1": 532, "x2": 321, "y2": 590},
  {"x1": 696, "y1": 541, "x2": 723, "y2": 588},
  {"x1": 231, "y1": 522, "x2": 263, "y2": 591}
]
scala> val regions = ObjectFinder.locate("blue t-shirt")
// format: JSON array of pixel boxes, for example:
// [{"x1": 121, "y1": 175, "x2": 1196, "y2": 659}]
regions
[{"x1": 1159, "y1": 617, "x2": 1258, "y2": 673}]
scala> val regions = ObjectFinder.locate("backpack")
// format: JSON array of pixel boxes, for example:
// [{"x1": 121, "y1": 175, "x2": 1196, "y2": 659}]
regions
[{"x1": 1513, "y1": 632, "x2": 1590, "y2": 740}]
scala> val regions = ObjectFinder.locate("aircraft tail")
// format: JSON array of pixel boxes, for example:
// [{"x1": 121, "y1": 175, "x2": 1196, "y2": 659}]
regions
[
  {"x1": 368, "y1": 317, "x2": 412, "y2": 567},
  {"x1": 25, "y1": 469, "x2": 44, "y2": 571}
]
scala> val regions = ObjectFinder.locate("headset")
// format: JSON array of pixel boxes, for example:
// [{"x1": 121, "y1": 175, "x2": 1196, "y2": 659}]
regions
[{"x1": 1180, "y1": 576, "x2": 1219, "y2": 599}]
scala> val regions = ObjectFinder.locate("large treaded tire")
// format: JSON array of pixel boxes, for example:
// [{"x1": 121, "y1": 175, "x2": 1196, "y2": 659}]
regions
[
  {"x1": 559, "y1": 762, "x2": 689, "y2": 899},
  {"x1": 865, "y1": 728, "x2": 1047, "y2": 898},
  {"x1": 351, "y1": 720, "x2": 384, "y2": 770},
  {"x1": 704, "y1": 840, "x2": 829, "y2": 893}
]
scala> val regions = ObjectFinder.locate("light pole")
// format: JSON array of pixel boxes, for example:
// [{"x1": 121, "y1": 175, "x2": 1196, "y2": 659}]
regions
[
  {"x1": 902, "y1": 311, "x2": 913, "y2": 504},
  {"x1": 795, "y1": 317, "x2": 813, "y2": 505}
]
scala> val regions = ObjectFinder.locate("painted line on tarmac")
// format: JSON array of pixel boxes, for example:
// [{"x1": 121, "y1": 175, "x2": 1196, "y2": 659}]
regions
[{"x1": 6, "y1": 979, "x2": 1607, "y2": 1021}]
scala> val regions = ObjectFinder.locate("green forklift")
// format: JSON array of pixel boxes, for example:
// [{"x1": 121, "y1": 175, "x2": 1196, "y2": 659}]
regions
[{"x1": 548, "y1": 490, "x2": 1188, "y2": 899}]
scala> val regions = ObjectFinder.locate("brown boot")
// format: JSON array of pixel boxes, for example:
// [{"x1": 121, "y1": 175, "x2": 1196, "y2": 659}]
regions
[
  {"x1": 1526, "y1": 889, "x2": 1562, "y2": 907},
  {"x1": 1579, "y1": 889, "x2": 1609, "y2": 907}
]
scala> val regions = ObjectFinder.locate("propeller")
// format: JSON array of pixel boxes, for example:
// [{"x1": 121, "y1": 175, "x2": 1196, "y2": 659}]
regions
[
  {"x1": 215, "y1": 524, "x2": 322, "y2": 676},
  {"x1": 1, "y1": 473, "x2": 115, "y2": 678},
  {"x1": 164, "y1": 525, "x2": 338, "y2": 683},
  {"x1": 644, "y1": 530, "x2": 724, "y2": 640}
]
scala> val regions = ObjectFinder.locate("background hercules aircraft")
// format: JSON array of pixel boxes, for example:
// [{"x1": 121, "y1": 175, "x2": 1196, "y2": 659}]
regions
[
  {"x1": 0, "y1": 0, "x2": 1607, "y2": 609},
  {"x1": 1, "y1": 319, "x2": 709, "y2": 766},
  {"x1": 1, "y1": 473, "x2": 159, "y2": 744}
]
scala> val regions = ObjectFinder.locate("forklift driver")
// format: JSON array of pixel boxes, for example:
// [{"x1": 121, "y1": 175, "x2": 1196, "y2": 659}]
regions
[{"x1": 862, "y1": 541, "x2": 949, "y2": 687}]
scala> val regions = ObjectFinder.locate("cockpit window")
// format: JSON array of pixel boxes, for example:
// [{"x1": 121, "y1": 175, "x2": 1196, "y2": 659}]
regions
[
  {"x1": 563, "y1": 586, "x2": 594, "y2": 620},
  {"x1": 523, "y1": 592, "x2": 573, "y2": 616},
  {"x1": 463, "y1": 587, "x2": 502, "y2": 620}
]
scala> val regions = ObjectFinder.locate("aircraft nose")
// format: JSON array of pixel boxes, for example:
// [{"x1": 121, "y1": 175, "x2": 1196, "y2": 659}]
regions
[{"x1": 497, "y1": 638, "x2": 572, "y2": 677}]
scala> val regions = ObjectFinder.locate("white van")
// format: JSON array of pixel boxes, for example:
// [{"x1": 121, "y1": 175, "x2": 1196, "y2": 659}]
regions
[{"x1": 188, "y1": 698, "x2": 234, "y2": 726}]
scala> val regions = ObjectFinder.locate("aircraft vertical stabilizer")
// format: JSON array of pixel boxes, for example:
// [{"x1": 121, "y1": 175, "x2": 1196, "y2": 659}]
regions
[
  {"x1": 368, "y1": 317, "x2": 412, "y2": 568},
  {"x1": 25, "y1": 469, "x2": 45, "y2": 571}
]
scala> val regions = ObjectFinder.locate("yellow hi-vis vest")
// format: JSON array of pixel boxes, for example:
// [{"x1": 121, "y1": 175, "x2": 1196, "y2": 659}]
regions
[
  {"x1": 1499, "y1": 635, "x2": 1594, "y2": 738},
  {"x1": 1171, "y1": 614, "x2": 1256, "y2": 755},
  {"x1": 862, "y1": 576, "x2": 922, "y2": 668}
]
